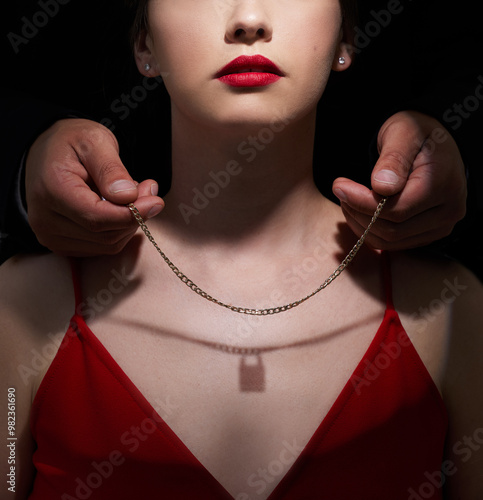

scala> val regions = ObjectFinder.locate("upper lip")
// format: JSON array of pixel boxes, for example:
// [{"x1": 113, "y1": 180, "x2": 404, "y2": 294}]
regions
[{"x1": 215, "y1": 55, "x2": 284, "y2": 78}]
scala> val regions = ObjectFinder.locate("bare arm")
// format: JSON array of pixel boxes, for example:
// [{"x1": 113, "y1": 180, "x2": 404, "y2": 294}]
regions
[
  {"x1": 442, "y1": 267, "x2": 483, "y2": 498},
  {"x1": 0, "y1": 263, "x2": 37, "y2": 498},
  {"x1": 0, "y1": 255, "x2": 74, "y2": 498}
]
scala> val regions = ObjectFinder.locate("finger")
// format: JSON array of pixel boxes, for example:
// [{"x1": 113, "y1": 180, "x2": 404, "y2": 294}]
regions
[
  {"x1": 33, "y1": 204, "x2": 138, "y2": 242},
  {"x1": 40, "y1": 230, "x2": 140, "y2": 257},
  {"x1": 342, "y1": 201, "x2": 456, "y2": 244},
  {"x1": 333, "y1": 173, "x2": 446, "y2": 224},
  {"x1": 371, "y1": 116, "x2": 426, "y2": 197},
  {"x1": 137, "y1": 179, "x2": 159, "y2": 199},
  {"x1": 74, "y1": 128, "x2": 139, "y2": 205},
  {"x1": 332, "y1": 178, "x2": 384, "y2": 216},
  {"x1": 348, "y1": 218, "x2": 454, "y2": 252},
  {"x1": 342, "y1": 200, "x2": 456, "y2": 250},
  {"x1": 50, "y1": 179, "x2": 164, "y2": 232},
  {"x1": 88, "y1": 194, "x2": 165, "y2": 232},
  {"x1": 31, "y1": 212, "x2": 139, "y2": 255}
]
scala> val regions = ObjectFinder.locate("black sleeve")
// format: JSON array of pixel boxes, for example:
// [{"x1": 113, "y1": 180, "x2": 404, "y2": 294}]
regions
[{"x1": 0, "y1": 91, "x2": 82, "y2": 263}]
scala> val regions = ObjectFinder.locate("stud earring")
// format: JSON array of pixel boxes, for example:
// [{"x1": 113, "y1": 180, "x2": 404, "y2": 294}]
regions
[
  {"x1": 338, "y1": 57, "x2": 346, "y2": 65},
  {"x1": 144, "y1": 63, "x2": 151, "y2": 71}
]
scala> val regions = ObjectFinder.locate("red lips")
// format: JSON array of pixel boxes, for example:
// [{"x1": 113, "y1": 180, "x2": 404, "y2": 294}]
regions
[{"x1": 216, "y1": 55, "x2": 284, "y2": 87}]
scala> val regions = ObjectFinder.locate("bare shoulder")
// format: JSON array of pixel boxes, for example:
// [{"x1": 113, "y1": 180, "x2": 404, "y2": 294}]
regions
[
  {"x1": 391, "y1": 249, "x2": 479, "y2": 300},
  {"x1": 390, "y1": 249, "x2": 483, "y2": 371},
  {"x1": 390, "y1": 250, "x2": 481, "y2": 333},
  {"x1": 0, "y1": 252, "x2": 75, "y2": 497},
  {"x1": 0, "y1": 252, "x2": 75, "y2": 339},
  {"x1": 0, "y1": 251, "x2": 75, "y2": 388},
  {"x1": 391, "y1": 250, "x2": 483, "y2": 498}
]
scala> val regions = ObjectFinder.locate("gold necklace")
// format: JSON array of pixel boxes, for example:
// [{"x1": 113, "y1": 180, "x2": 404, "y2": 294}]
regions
[
  {"x1": 128, "y1": 197, "x2": 387, "y2": 315},
  {"x1": 128, "y1": 198, "x2": 387, "y2": 392}
]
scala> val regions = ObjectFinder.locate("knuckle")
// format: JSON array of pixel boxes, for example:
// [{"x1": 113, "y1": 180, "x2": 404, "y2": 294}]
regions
[
  {"x1": 86, "y1": 224, "x2": 133, "y2": 249},
  {"x1": 384, "y1": 209, "x2": 409, "y2": 224},
  {"x1": 373, "y1": 223, "x2": 401, "y2": 243},
  {"x1": 83, "y1": 212, "x2": 104, "y2": 233},
  {"x1": 104, "y1": 241, "x2": 129, "y2": 255},
  {"x1": 98, "y1": 234, "x2": 132, "y2": 255},
  {"x1": 76, "y1": 130, "x2": 103, "y2": 157},
  {"x1": 79, "y1": 124, "x2": 114, "y2": 146},
  {"x1": 76, "y1": 127, "x2": 117, "y2": 161},
  {"x1": 363, "y1": 234, "x2": 391, "y2": 251},
  {"x1": 383, "y1": 228, "x2": 402, "y2": 243}
]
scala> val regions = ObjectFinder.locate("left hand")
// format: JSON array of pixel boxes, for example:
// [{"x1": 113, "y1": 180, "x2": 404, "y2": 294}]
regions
[{"x1": 332, "y1": 111, "x2": 467, "y2": 250}]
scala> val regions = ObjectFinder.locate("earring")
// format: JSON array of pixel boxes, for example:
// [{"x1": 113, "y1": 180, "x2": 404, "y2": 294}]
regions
[
  {"x1": 338, "y1": 57, "x2": 346, "y2": 65},
  {"x1": 144, "y1": 63, "x2": 151, "y2": 71}
]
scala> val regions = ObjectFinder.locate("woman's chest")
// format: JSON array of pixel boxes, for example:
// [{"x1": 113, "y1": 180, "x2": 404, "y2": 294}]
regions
[{"x1": 86, "y1": 297, "x2": 386, "y2": 499}]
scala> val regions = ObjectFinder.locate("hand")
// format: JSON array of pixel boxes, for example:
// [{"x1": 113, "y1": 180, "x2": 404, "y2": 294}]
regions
[
  {"x1": 25, "y1": 118, "x2": 165, "y2": 256},
  {"x1": 332, "y1": 111, "x2": 467, "y2": 250}
]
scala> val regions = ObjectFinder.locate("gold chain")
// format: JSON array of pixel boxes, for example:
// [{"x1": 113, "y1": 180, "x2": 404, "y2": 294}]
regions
[{"x1": 128, "y1": 197, "x2": 387, "y2": 315}]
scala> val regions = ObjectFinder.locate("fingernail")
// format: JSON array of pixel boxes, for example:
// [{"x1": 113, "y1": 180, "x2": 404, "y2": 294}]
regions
[
  {"x1": 374, "y1": 170, "x2": 399, "y2": 185},
  {"x1": 151, "y1": 183, "x2": 159, "y2": 196},
  {"x1": 109, "y1": 180, "x2": 137, "y2": 194},
  {"x1": 147, "y1": 204, "x2": 163, "y2": 219},
  {"x1": 333, "y1": 188, "x2": 347, "y2": 203}
]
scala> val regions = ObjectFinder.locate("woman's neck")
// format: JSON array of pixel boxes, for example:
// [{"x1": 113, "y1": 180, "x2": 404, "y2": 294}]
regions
[{"x1": 159, "y1": 108, "x2": 332, "y2": 251}]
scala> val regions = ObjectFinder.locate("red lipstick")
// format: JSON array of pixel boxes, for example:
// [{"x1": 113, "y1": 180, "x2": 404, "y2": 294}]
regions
[{"x1": 216, "y1": 55, "x2": 284, "y2": 88}]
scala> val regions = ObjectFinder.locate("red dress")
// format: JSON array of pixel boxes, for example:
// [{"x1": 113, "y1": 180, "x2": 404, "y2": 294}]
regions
[{"x1": 29, "y1": 255, "x2": 448, "y2": 499}]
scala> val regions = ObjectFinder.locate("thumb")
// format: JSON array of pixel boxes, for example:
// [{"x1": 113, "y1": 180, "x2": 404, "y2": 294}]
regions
[
  {"x1": 371, "y1": 118, "x2": 423, "y2": 197},
  {"x1": 77, "y1": 131, "x2": 139, "y2": 205},
  {"x1": 371, "y1": 151, "x2": 412, "y2": 197}
]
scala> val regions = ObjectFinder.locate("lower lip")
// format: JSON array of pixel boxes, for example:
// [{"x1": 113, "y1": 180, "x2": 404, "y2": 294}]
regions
[{"x1": 218, "y1": 72, "x2": 282, "y2": 87}]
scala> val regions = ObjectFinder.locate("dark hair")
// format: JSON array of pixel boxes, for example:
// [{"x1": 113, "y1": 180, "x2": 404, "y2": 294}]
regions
[
  {"x1": 126, "y1": 0, "x2": 358, "y2": 47},
  {"x1": 125, "y1": 0, "x2": 149, "y2": 48},
  {"x1": 340, "y1": 0, "x2": 358, "y2": 47}
]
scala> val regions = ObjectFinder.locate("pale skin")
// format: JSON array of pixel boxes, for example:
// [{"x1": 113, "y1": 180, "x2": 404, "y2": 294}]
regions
[{"x1": 1, "y1": 1, "x2": 482, "y2": 499}]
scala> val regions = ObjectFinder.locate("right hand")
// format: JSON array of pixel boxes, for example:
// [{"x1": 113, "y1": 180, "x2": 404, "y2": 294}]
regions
[
  {"x1": 25, "y1": 118, "x2": 165, "y2": 256},
  {"x1": 332, "y1": 111, "x2": 467, "y2": 250}
]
